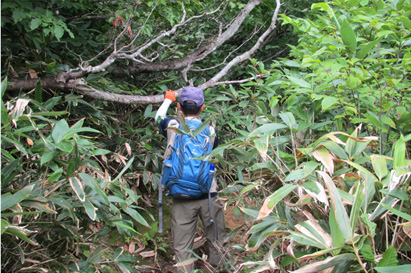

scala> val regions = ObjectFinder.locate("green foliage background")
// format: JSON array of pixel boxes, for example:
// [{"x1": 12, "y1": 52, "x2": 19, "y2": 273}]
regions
[{"x1": 2, "y1": 0, "x2": 411, "y2": 272}]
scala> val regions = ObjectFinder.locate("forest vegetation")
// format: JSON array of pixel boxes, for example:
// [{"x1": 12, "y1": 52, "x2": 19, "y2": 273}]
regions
[{"x1": 1, "y1": 0, "x2": 411, "y2": 272}]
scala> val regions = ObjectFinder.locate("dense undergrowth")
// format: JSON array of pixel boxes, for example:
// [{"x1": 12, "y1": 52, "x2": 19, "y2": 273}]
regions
[{"x1": 2, "y1": 0, "x2": 411, "y2": 272}]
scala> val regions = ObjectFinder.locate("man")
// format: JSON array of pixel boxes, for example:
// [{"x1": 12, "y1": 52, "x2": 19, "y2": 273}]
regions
[{"x1": 155, "y1": 87, "x2": 226, "y2": 272}]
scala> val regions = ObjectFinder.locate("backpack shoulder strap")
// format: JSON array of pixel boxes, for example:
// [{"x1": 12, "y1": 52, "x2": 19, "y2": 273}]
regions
[{"x1": 164, "y1": 119, "x2": 179, "y2": 159}]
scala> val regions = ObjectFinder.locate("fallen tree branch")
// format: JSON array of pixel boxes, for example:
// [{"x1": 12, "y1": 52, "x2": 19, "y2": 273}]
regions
[{"x1": 6, "y1": 0, "x2": 282, "y2": 106}]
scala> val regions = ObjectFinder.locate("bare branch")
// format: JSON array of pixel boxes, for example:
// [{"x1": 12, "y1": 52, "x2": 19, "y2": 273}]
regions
[
  {"x1": 6, "y1": 0, "x2": 283, "y2": 106},
  {"x1": 199, "y1": 0, "x2": 282, "y2": 90}
]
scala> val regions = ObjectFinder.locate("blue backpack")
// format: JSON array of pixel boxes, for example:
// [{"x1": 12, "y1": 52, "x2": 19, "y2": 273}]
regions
[{"x1": 161, "y1": 119, "x2": 215, "y2": 199}]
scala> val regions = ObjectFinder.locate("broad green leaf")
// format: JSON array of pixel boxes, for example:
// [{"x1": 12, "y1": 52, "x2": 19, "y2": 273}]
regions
[
  {"x1": 361, "y1": 244, "x2": 375, "y2": 264},
  {"x1": 341, "y1": 19, "x2": 357, "y2": 53},
  {"x1": 321, "y1": 96, "x2": 339, "y2": 111},
  {"x1": 91, "y1": 149, "x2": 111, "y2": 156},
  {"x1": 393, "y1": 135, "x2": 405, "y2": 169},
  {"x1": 370, "y1": 193, "x2": 398, "y2": 222},
  {"x1": 401, "y1": 16, "x2": 411, "y2": 30},
  {"x1": 375, "y1": 265, "x2": 411, "y2": 273},
  {"x1": 380, "y1": 203, "x2": 411, "y2": 222},
  {"x1": 284, "y1": 169, "x2": 305, "y2": 182},
  {"x1": 350, "y1": 182, "x2": 364, "y2": 233},
  {"x1": 318, "y1": 171, "x2": 353, "y2": 241},
  {"x1": 177, "y1": 111, "x2": 191, "y2": 134},
  {"x1": 30, "y1": 18, "x2": 42, "y2": 30},
  {"x1": 381, "y1": 117, "x2": 396, "y2": 129},
  {"x1": 248, "y1": 222, "x2": 281, "y2": 251},
  {"x1": 1, "y1": 219, "x2": 8, "y2": 234},
  {"x1": 41, "y1": 151, "x2": 57, "y2": 166},
  {"x1": 53, "y1": 25, "x2": 64, "y2": 40},
  {"x1": 124, "y1": 207, "x2": 150, "y2": 227},
  {"x1": 322, "y1": 141, "x2": 349, "y2": 160},
  {"x1": 256, "y1": 184, "x2": 297, "y2": 220},
  {"x1": 371, "y1": 155, "x2": 389, "y2": 181},
  {"x1": 312, "y1": 3, "x2": 340, "y2": 30},
  {"x1": 288, "y1": 231, "x2": 325, "y2": 249},
  {"x1": 4, "y1": 225, "x2": 38, "y2": 245},
  {"x1": 52, "y1": 119, "x2": 69, "y2": 143},
  {"x1": 377, "y1": 246, "x2": 398, "y2": 267},
  {"x1": 364, "y1": 112, "x2": 385, "y2": 131},
  {"x1": 357, "y1": 38, "x2": 382, "y2": 59},
  {"x1": 34, "y1": 80, "x2": 42, "y2": 103},
  {"x1": 248, "y1": 123, "x2": 287, "y2": 138},
  {"x1": 113, "y1": 221, "x2": 138, "y2": 234},
  {"x1": 192, "y1": 115, "x2": 214, "y2": 137},
  {"x1": 295, "y1": 219, "x2": 332, "y2": 249},
  {"x1": 290, "y1": 253, "x2": 356, "y2": 273},
  {"x1": 279, "y1": 112, "x2": 296, "y2": 129},
  {"x1": 287, "y1": 76, "x2": 311, "y2": 88},
  {"x1": 69, "y1": 177, "x2": 85, "y2": 202},
  {"x1": 254, "y1": 135, "x2": 269, "y2": 162},
  {"x1": 143, "y1": 104, "x2": 152, "y2": 118},
  {"x1": 1, "y1": 184, "x2": 35, "y2": 211},
  {"x1": 79, "y1": 173, "x2": 110, "y2": 206},
  {"x1": 83, "y1": 198, "x2": 97, "y2": 221}
]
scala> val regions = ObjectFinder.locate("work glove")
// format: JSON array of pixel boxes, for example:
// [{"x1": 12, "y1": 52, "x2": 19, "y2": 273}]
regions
[{"x1": 164, "y1": 90, "x2": 176, "y2": 102}]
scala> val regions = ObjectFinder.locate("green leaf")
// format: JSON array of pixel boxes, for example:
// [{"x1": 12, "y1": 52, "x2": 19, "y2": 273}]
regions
[
  {"x1": 341, "y1": 19, "x2": 357, "y2": 53},
  {"x1": 350, "y1": 182, "x2": 364, "y2": 234},
  {"x1": 371, "y1": 155, "x2": 389, "y2": 181},
  {"x1": 52, "y1": 119, "x2": 69, "y2": 143},
  {"x1": 53, "y1": 25, "x2": 64, "y2": 40},
  {"x1": 47, "y1": 168, "x2": 63, "y2": 182},
  {"x1": 361, "y1": 244, "x2": 376, "y2": 264},
  {"x1": 377, "y1": 246, "x2": 398, "y2": 267},
  {"x1": 69, "y1": 177, "x2": 85, "y2": 202},
  {"x1": 321, "y1": 96, "x2": 339, "y2": 111},
  {"x1": 124, "y1": 207, "x2": 150, "y2": 228},
  {"x1": 357, "y1": 38, "x2": 382, "y2": 59},
  {"x1": 1, "y1": 184, "x2": 35, "y2": 211},
  {"x1": 257, "y1": 184, "x2": 297, "y2": 220},
  {"x1": 401, "y1": 16, "x2": 411, "y2": 30},
  {"x1": 4, "y1": 225, "x2": 38, "y2": 245},
  {"x1": 143, "y1": 104, "x2": 152, "y2": 118},
  {"x1": 375, "y1": 265, "x2": 411, "y2": 273},
  {"x1": 284, "y1": 169, "x2": 305, "y2": 182},
  {"x1": 79, "y1": 173, "x2": 110, "y2": 206},
  {"x1": 254, "y1": 135, "x2": 269, "y2": 161},
  {"x1": 41, "y1": 150, "x2": 57, "y2": 166},
  {"x1": 34, "y1": 80, "x2": 42, "y2": 103},
  {"x1": 30, "y1": 18, "x2": 42, "y2": 30},
  {"x1": 248, "y1": 123, "x2": 287, "y2": 138},
  {"x1": 393, "y1": 135, "x2": 406, "y2": 169},
  {"x1": 279, "y1": 112, "x2": 296, "y2": 129},
  {"x1": 318, "y1": 171, "x2": 353, "y2": 241},
  {"x1": 380, "y1": 203, "x2": 411, "y2": 222},
  {"x1": 291, "y1": 253, "x2": 356, "y2": 273},
  {"x1": 192, "y1": 115, "x2": 214, "y2": 137},
  {"x1": 288, "y1": 231, "x2": 325, "y2": 249},
  {"x1": 312, "y1": 3, "x2": 340, "y2": 30},
  {"x1": 83, "y1": 198, "x2": 97, "y2": 221},
  {"x1": 287, "y1": 76, "x2": 311, "y2": 88}
]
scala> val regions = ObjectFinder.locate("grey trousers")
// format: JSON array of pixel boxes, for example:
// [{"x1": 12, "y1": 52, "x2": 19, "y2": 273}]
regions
[{"x1": 172, "y1": 196, "x2": 226, "y2": 273}]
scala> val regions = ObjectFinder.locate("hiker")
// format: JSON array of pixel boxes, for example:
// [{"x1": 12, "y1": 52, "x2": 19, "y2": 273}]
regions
[{"x1": 155, "y1": 87, "x2": 226, "y2": 272}]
